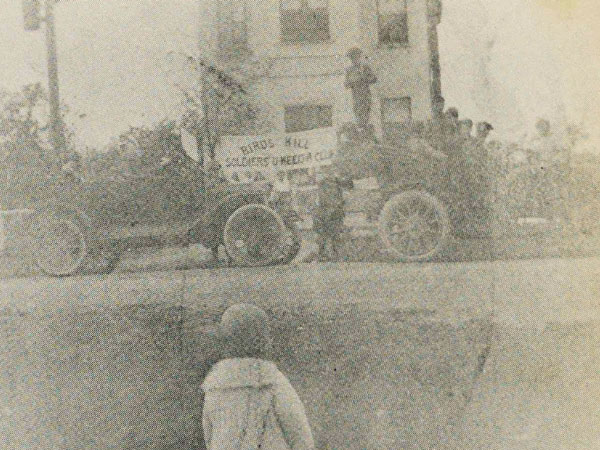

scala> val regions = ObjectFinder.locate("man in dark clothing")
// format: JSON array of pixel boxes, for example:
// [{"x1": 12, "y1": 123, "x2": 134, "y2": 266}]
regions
[
  {"x1": 476, "y1": 121, "x2": 494, "y2": 144},
  {"x1": 424, "y1": 98, "x2": 459, "y2": 154},
  {"x1": 312, "y1": 165, "x2": 353, "y2": 262},
  {"x1": 444, "y1": 107, "x2": 460, "y2": 134},
  {"x1": 423, "y1": 95, "x2": 445, "y2": 142},
  {"x1": 344, "y1": 47, "x2": 378, "y2": 128}
]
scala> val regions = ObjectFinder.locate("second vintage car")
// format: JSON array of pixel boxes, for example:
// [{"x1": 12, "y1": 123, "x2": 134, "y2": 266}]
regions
[{"x1": 26, "y1": 132, "x2": 301, "y2": 277}]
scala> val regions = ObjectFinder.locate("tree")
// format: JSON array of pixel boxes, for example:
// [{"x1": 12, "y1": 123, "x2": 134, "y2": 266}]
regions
[
  {"x1": 0, "y1": 83, "x2": 74, "y2": 208},
  {"x1": 83, "y1": 120, "x2": 186, "y2": 178},
  {"x1": 170, "y1": 50, "x2": 274, "y2": 161}
]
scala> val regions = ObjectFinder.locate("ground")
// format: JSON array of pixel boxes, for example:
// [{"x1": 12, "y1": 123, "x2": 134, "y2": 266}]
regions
[{"x1": 1, "y1": 252, "x2": 599, "y2": 448}]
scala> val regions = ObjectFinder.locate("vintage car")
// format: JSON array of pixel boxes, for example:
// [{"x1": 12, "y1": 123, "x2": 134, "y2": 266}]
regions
[
  {"x1": 26, "y1": 150, "x2": 301, "y2": 276},
  {"x1": 335, "y1": 123, "x2": 491, "y2": 262}
]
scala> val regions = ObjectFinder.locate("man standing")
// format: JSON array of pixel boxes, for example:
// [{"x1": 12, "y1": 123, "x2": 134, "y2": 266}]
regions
[
  {"x1": 529, "y1": 119, "x2": 569, "y2": 222},
  {"x1": 344, "y1": 47, "x2": 378, "y2": 128},
  {"x1": 424, "y1": 96, "x2": 457, "y2": 153},
  {"x1": 476, "y1": 122, "x2": 494, "y2": 144},
  {"x1": 311, "y1": 165, "x2": 353, "y2": 262}
]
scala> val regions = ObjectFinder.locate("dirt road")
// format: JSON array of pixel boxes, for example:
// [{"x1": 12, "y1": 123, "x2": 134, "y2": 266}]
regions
[{"x1": 1, "y1": 258, "x2": 598, "y2": 448}]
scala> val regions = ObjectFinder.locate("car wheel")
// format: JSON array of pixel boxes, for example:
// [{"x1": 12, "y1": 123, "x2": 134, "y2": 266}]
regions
[
  {"x1": 223, "y1": 204, "x2": 288, "y2": 267},
  {"x1": 33, "y1": 213, "x2": 89, "y2": 277},
  {"x1": 378, "y1": 190, "x2": 450, "y2": 262}
]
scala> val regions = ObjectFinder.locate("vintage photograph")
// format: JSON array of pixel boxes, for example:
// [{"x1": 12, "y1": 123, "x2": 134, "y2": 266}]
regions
[{"x1": 1, "y1": 0, "x2": 599, "y2": 448}]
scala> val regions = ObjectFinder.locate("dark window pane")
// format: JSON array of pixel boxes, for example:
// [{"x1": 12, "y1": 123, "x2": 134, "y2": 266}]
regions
[
  {"x1": 284, "y1": 105, "x2": 333, "y2": 132},
  {"x1": 218, "y1": 1, "x2": 249, "y2": 53},
  {"x1": 378, "y1": 13, "x2": 408, "y2": 44},
  {"x1": 280, "y1": 6, "x2": 330, "y2": 43},
  {"x1": 377, "y1": 0, "x2": 409, "y2": 45}
]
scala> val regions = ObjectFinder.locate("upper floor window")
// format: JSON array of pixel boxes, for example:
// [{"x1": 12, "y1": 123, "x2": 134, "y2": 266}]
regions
[
  {"x1": 218, "y1": 0, "x2": 249, "y2": 54},
  {"x1": 280, "y1": 0, "x2": 330, "y2": 44},
  {"x1": 377, "y1": 0, "x2": 409, "y2": 46}
]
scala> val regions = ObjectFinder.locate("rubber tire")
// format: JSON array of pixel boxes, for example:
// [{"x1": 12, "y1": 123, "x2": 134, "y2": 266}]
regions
[
  {"x1": 378, "y1": 190, "x2": 450, "y2": 262},
  {"x1": 223, "y1": 203, "x2": 287, "y2": 267},
  {"x1": 33, "y1": 213, "x2": 89, "y2": 277}
]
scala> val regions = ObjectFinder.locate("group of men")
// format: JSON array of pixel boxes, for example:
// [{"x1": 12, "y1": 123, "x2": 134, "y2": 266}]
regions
[
  {"x1": 423, "y1": 95, "x2": 496, "y2": 235},
  {"x1": 302, "y1": 43, "x2": 500, "y2": 261},
  {"x1": 425, "y1": 95, "x2": 494, "y2": 151},
  {"x1": 306, "y1": 92, "x2": 498, "y2": 262}
]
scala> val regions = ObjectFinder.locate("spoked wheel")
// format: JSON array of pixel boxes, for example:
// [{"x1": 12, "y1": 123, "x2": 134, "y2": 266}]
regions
[
  {"x1": 223, "y1": 204, "x2": 288, "y2": 267},
  {"x1": 378, "y1": 190, "x2": 450, "y2": 262},
  {"x1": 33, "y1": 214, "x2": 88, "y2": 276}
]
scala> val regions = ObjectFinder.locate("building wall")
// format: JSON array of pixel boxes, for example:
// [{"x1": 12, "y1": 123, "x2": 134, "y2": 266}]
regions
[{"x1": 200, "y1": 0, "x2": 442, "y2": 135}]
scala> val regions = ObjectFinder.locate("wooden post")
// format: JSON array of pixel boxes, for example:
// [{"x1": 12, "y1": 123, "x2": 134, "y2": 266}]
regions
[{"x1": 44, "y1": 0, "x2": 65, "y2": 155}]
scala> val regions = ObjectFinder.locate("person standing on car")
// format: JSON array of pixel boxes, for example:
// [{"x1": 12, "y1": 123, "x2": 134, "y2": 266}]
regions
[
  {"x1": 202, "y1": 303, "x2": 315, "y2": 450},
  {"x1": 344, "y1": 47, "x2": 378, "y2": 129}
]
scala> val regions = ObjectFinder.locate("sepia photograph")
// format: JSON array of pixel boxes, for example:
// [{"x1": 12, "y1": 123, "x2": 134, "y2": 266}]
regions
[{"x1": 1, "y1": 0, "x2": 599, "y2": 448}]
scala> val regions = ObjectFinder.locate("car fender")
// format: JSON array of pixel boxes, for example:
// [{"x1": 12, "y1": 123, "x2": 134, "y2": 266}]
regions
[
  {"x1": 28, "y1": 203, "x2": 93, "y2": 230},
  {"x1": 380, "y1": 181, "x2": 431, "y2": 200},
  {"x1": 187, "y1": 190, "x2": 267, "y2": 247}
]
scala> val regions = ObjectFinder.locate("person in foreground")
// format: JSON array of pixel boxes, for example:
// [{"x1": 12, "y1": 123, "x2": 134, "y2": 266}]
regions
[{"x1": 202, "y1": 303, "x2": 315, "y2": 450}]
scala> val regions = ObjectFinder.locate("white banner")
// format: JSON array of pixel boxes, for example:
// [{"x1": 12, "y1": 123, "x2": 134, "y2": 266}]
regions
[{"x1": 216, "y1": 127, "x2": 337, "y2": 183}]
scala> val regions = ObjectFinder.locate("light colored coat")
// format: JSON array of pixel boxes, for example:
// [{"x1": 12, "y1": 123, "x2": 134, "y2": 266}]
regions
[{"x1": 202, "y1": 358, "x2": 315, "y2": 450}]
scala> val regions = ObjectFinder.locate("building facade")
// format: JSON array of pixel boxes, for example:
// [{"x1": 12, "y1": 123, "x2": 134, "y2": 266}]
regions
[{"x1": 199, "y1": 0, "x2": 442, "y2": 136}]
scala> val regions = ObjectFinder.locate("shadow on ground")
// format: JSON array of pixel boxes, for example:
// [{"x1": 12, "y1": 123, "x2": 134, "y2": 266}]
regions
[{"x1": 2, "y1": 227, "x2": 599, "y2": 280}]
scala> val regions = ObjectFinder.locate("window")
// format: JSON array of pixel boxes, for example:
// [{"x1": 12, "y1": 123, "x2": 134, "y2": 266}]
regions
[
  {"x1": 218, "y1": 0, "x2": 248, "y2": 54},
  {"x1": 280, "y1": 0, "x2": 330, "y2": 44},
  {"x1": 377, "y1": 0, "x2": 409, "y2": 45},
  {"x1": 284, "y1": 104, "x2": 333, "y2": 132}
]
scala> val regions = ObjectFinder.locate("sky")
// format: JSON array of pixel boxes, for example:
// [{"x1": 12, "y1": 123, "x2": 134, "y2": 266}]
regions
[{"x1": 1, "y1": 0, "x2": 599, "y2": 152}]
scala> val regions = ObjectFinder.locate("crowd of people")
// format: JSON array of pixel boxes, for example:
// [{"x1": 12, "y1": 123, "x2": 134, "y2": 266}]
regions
[
  {"x1": 422, "y1": 95, "x2": 495, "y2": 236},
  {"x1": 304, "y1": 95, "x2": 576, "y2": 260},
  {"x1": 485, "y1": 118, "x2": 572, "y2": 225},
  {"x1": 304, "y1": 95, "x2": 498, "y2": 262}
]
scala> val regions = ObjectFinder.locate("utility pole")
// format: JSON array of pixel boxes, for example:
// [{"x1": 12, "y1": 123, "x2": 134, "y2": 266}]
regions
[
  {"x1": 44, "y1": 0, "x2": 65, "y2": 155},
  {"x1": 23, "y1": 0, "x2": 65, "y2": 155}
]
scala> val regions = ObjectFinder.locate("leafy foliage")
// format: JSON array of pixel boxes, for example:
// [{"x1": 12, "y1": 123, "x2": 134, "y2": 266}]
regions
[
  {"x1": 483, "y1": 123, "x2": 598, "y2": 232},
  {"x1": 0, "y1": 83, "x2": 74, "y2": 208},
  {"x1": 82, "y1": 121, "x2": 182, "y2": 178},
  {"x1": 173, "y1": 51, "x2": 274, "y2": 160},
  {"x1": 81, "y1": 121, "x2": 207, "y2": 211}
]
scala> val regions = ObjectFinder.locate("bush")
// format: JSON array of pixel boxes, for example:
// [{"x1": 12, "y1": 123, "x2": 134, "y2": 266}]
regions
[{"x1": 0, "y1": 84, "x2": 72, "y2": 209}]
